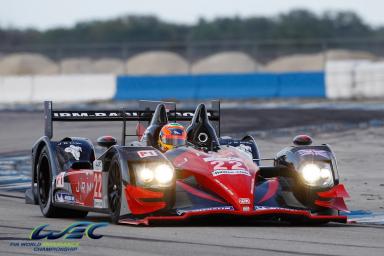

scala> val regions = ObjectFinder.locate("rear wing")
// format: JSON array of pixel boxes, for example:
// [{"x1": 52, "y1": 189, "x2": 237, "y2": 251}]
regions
[{"x1": 44, "y1": 100, "x2": 220, "y2": 145}]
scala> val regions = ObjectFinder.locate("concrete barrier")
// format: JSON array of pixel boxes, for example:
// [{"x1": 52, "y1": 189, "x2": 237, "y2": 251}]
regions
[
  {"x1": 0, "y1": 76, "x2": 33, "y2": 103},
  {"x1": 325, "y1": 60, "x2": 384, "y2": 99},
  {"x1": 355, "y1": 62, "x2": 384, "y2": 98},
  {"x1": 31, "y1": 75, "x2": 116, "y2": 102},
  {"x1": 1, "y1": 74, "x2": 116, "y2": 103}
]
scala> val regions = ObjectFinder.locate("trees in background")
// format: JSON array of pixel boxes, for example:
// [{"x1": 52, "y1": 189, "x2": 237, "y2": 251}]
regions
[{"x1": 0, "y1": 9, "x2": 381, "y2": 47}]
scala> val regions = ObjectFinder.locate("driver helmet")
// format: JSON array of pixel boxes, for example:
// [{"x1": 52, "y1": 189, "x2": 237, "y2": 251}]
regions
[{"x1": 158, "y1": 123, "x2": 186, "y2": 152}]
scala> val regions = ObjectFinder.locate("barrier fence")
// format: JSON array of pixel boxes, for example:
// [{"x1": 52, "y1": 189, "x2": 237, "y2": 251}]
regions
[
  {"x1": 326, "y1": 60, "x2": 384, "y2": 99},
  {"x1": 1, "y1": 60, "x2": 384, "y2": 104},
  {"x1": 0, "y1": 72, "x2": 324, "y2": 103},
  {"x1": 115, "y1": 72, "x2": 325, "y2": 100}
]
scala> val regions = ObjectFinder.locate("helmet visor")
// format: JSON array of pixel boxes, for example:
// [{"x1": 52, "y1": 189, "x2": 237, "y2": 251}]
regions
[{"x1": 162, "y1": 137, "x2": 186, "y2": 147}]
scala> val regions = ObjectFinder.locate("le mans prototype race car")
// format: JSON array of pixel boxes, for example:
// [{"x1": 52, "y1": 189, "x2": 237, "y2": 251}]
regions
[{"x1": 26, "y1": 101, "x2": 349, "y2": 225}]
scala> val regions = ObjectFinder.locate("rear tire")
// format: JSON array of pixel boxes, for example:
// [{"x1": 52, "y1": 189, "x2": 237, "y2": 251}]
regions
[
  {"x1": 36, "y1": 146, "x2": 88, "y2": 218},
  {"x1": 108, "y1": 156, "x2": 122, "y2": 224}
]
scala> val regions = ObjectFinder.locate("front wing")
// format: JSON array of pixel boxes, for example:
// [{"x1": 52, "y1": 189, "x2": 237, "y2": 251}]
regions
[
  {"x1": 118, "y1": 180, "x2": 349, "y2": 225},
  {"x1": 119, "y1": 207, "x2": 347, "y2": 225}
]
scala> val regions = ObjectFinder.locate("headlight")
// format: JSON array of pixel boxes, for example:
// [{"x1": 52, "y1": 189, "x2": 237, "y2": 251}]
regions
[
  {"x1": 136, "y1": 164, "x2": 174, "y2": 186},
  {"x1": 154, "y1": 164, "x2": 174, "y2": 184},
  {"x1": 299, "y1": 162, "x2": 333, "y2": 187},
  {"x1": 137, "y1": 168, "x2": 154, "y2": 183}
]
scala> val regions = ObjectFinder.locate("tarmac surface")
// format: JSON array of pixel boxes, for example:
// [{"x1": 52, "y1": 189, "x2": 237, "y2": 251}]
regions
[{"x1": 0, "y1": 107, "x2": 384, "y2": 255}]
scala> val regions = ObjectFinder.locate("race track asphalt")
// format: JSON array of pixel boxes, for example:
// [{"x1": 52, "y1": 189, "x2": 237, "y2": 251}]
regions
[{"x1": 0, "y1": 107, "x2": 384, "y2": 255}]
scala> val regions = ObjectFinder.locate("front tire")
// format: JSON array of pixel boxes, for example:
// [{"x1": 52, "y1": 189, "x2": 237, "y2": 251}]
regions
[{"x1": 37, "y1": 147, "x2": 59, "y2": 217}]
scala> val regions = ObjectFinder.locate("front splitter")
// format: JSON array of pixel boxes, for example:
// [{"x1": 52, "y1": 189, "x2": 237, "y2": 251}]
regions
[{"x1": 119, "y1": 208, "x2": 347, "y2": 226}]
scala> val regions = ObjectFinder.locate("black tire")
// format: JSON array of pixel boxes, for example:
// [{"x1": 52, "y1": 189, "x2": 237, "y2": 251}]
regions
[
  {"x1": 108, "y1": 156, "x2": 122, "y2": 224},
  {"x1": 36, "y1": 146, "x2": 88, "y2": 218}
]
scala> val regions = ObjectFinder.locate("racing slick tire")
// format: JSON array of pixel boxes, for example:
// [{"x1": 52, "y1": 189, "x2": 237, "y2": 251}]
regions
[
  {"x1": 108, "y1": 155, "x2": 122, "y2": 224},
  {"x1": 36, "y1": 146, "x2": 88, "y2": 218}
]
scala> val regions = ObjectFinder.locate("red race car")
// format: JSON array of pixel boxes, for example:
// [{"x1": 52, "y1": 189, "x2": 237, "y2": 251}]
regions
[{"x1": 26, "y1": 100, "x2": 349, "y2": 225}]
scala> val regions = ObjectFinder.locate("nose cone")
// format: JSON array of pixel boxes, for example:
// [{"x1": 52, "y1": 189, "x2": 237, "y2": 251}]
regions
[
  {"x1": 211, "y1": 168, "x2": 255, "y2": 211},
  {"x1": 170, "y1": 147, "x2": 256, "y2": 212}
]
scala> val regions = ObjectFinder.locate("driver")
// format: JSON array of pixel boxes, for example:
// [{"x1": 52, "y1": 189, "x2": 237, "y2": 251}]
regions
[{"x1": 158, "y1": 123, "x2": 187, "y2": 152}]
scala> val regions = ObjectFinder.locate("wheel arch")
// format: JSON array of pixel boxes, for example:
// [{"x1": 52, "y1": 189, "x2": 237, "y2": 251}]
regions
[
  {"x1": 99, "y1": 146, "x2": 131, "y2": 184},
  {"x1": 31, "y1": 137, "x2": 59, "y2": 202}
]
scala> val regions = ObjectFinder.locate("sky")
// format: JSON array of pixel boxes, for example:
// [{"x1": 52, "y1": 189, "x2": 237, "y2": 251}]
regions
[{"x1": 0, "y1": 0, "x2": 383, "y2": 30}]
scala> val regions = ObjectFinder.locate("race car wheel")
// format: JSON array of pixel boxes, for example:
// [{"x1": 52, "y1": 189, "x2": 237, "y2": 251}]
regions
[
  {"x1": 108, "y1": 156, "x2": 122, "y2": 224},
  {"x1": 37, "y1": 146, "x2": 60, "y2": 217},
  {"x1": 37, "y1": 146, "x2": 88, "y2": 218}
]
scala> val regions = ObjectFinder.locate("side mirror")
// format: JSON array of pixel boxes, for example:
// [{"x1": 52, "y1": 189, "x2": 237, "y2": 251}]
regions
[{"x1": 97, "y1": 136, "x2": 117, "y2": 148}]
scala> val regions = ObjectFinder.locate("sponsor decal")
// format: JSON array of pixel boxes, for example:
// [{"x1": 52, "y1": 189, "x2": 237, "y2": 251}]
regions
[
  {"x1": 93, "y1": 199, "x2": 103, "y2": 208},
  {"x1": 297, "y1": 149, "x2": 329, "y2": 158},
  {"x1": 55, "y1": 192, "x2": 75, "y2": 204},
  {"x1": 54, "y1": 112, "x2": 130, "y2": 118},
  {"x1": 93, "y1": 160, "x2": 103, "y2": 171},
  {"x1": 57, "y1": 141, "x2": 82, "y2": 146},
  {"x1": 64, "y1": 145, "x2": 82, "y2": 161},
  {"x1": 176, "y1": 206, "x2": 234, "y2": 215},
  {"x1": 53, "y1": 111, "x2": 213, "y2": 118},
  {"x1": 254, "y1": 206, "x2": 308, "y2": 212},
  {"x1": 242, "y1": 206, "x2": 250, "y2": 212},
  {"x1": 239, "y1": 198, "x2": 251, "y2": 204},
  {"x1": 76, "y1": 181, "x2": 93, "y2": 194},
  {"x1": 56, "y1": 172, "x2": 65, "y2": 188},
  {"x1": 212, "y1": 169, "x2": 251, "y2": 177},
  {"x1": 137, "y1": 150, "x2": 158, "y2": 158},
  {"x1": 203, "y1": 156, "x2": 243, "y2": 162}
]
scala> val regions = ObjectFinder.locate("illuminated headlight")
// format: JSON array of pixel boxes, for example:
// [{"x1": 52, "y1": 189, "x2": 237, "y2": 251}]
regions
[
  {"x1": 136, "y1": 164, "x2": 174, "y2": 186},
  {"x1": 300, "y1": 163, "x2": 334, "y2": 187},
  {"x1": 154, "y1": 164, "x2": 174, "y2": 184},
  {"x1": 137, "y1": 168, "x2": 154, "y2": 183}
]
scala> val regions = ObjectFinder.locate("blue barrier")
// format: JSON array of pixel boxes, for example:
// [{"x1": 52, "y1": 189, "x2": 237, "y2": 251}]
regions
[{"x1": 115, "y1": 72, "x2": 325, "y2": 100}]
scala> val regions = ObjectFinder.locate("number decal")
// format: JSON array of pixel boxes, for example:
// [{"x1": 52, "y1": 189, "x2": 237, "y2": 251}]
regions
[
  {"x1": 210, "y1": 160, "x2": 245, "y2": 170},
  {"x1": 56, "y1": 172, "x2": 64, "y2": 188},
  {"x1": 93, "y1": 171, "x2": 102, "y2": 199},
  {"x1": 211, "y1": 161, "x2": 226, "y2": 170},
  {"x1": 229, "y1": 161, "x2": 243, "y2": 169}
]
